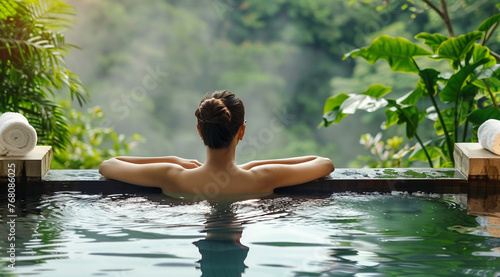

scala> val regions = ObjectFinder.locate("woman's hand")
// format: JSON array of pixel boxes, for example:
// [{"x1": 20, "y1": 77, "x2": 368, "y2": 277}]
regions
[{"x1": 174, "y1": 157, "x2": 203, "y2": 169}]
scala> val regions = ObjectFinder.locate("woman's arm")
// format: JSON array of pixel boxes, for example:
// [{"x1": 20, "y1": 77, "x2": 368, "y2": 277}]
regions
[
  {"x1": 113, "y1": 156, "x2": 202, "y2": 169},
  {"x1": 240, "y1": 156, "x2": 324, "y2": 170},
  {"x1": 248, "y1": 156, "x2": 334, "y2": 190},
  {"x1": 99, "y1": 157, "x2": 185, "y2": 188}
]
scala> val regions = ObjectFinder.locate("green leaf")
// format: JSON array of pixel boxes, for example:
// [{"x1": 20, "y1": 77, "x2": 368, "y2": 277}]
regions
[
  {"x1": 323, "y1": 93, "x2": 350, "y2": 114},
  {"x1": 399, "y1": 83, "x2": 424, "y2": 105},
  {"x1": 322, "y1": 85, "x2": 392, "y2": 127},
  {"x1": 472, "y1": 44, "x2": 496, "y2": 69},
  {"x1": 360, "y1": 84, "x2": 392, "y2": 98},
  {"x1": 433, "y1": 107, "x2": 460, "y2": 138},
  {"x1": 415, "y1": 32, "x2": 448, "y2": 52},
  {"x1": 419, "y1": 68, "x2": 440, "y2": 96},
  {"x1": 460, "y1": 84, "x2": 479, "y2": 101},
  {"x1": 478, "y1": 13, "x2": 500, "y2": 32},
  {"x1": 383, "y1": 108, "x2": 399, "y2": 129},
  {"x1": 344, "y1": 35, "x2": 432, "y2": 73},
  {"x1": 401, "y1": 106, "x2": 424, "y2": 139},
  {"x1": 439, "y1": 58, "x2": 490, "y2": 103},
  {"x1": 339, "y1": 94, "x2": 388, "y2": 114},
  {"x1": 321, "y1": 93, "x2": 350, "y2": 127},
  {"x1": 472, "y1": 64, "x2": 500, "y2": 93},
  {"x1": 386, "y1": 100, "x2": 424, "y2": 139},
  {"x1": 468, "y1": 106, "x2": 500, "y2": 126},
  {"x1": 435, "y1": 31, "x2": 483, "y2": 62},
  {"x1": 409, "y1": 145, "x2": 442, "y2": 162},
  {"x1": 475, "y1": 78, "x2": 500, "y2": 95},
  {"x1": 474, "y1": 64, "x2": 500, "y2": 80},
  {"x1": 340, "y1": 84, "x2": 391, "y2": 115}
]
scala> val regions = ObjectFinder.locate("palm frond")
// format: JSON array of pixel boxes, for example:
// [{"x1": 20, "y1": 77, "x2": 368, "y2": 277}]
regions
[
  {"x1": 27, "y1": 0, "x2": 76, "y2": 30},
  {"x1": 0, "y1": 1, "x2": 20, "y2": 19},
  {"x1": 0, "y1": 1, "x2": 88, "y2": 102},
  {"x1": 1, "y1": 0, "x2": 87, "y2": 153}
]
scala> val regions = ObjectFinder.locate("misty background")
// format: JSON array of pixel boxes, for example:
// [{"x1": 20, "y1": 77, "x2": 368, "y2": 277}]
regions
[{"x1": 63, "y1": 0, "x2": 497, "y2": 167}]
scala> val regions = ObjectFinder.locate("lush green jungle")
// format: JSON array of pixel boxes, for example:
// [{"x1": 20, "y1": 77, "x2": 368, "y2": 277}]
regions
[{"x1": 2, "y1": 0, "x2": 500, "y2": 168}]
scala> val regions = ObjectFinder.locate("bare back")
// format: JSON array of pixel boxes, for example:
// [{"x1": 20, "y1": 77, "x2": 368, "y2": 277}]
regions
[{"x1": 174, "y1": 165, "x2": 267, "y2": 196}]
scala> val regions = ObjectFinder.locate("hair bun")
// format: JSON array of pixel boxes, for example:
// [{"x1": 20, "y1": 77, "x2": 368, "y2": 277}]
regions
[{"x1": 197, "y1": 98, "x2": 231, "y2": 124}]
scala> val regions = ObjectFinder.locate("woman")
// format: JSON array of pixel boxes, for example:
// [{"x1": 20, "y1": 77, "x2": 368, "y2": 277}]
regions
[{"x1": 99, "y1": 90, "x2": 334, "y2": 198}]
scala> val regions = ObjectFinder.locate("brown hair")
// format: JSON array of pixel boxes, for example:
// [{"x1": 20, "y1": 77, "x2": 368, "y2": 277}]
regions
[{"x1": 195, "y1": 90, "x2": 245, "y2": 149}]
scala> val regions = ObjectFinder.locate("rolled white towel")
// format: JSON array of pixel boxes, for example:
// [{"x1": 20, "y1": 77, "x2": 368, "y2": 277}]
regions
[
  {"x1": 0, "y1": 112, "x2": 38, "y2": 156},
  {"x1": 478, "y1": 119, "x2": 500, "y2": 155}
]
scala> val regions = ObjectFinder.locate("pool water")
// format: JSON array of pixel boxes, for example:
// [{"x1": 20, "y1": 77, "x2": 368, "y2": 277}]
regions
[{"x1": 1, "y1": 191, "x2": 500, "y2": 276}]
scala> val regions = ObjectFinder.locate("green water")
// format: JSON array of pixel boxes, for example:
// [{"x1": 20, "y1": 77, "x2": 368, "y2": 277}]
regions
[{"x1": 1, "y1": 192, "x2": 499, "y2": 276}]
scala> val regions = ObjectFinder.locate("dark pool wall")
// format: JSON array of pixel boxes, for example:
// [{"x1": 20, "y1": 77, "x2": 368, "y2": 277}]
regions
[{"x1": 3, "y1": 168, "x2": 469, "y2": 195}]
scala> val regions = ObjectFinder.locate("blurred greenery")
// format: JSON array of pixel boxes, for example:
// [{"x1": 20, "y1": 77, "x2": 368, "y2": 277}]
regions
[{"x1": 61, "y1": 0, "x2": 499, "y2": 168}]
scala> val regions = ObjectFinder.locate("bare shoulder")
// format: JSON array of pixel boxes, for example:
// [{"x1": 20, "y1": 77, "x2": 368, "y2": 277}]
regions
[
  {"x1": 99, "y1": 158, "x2": 186, "y2": 189},
  {"x1": 246, "y1": 164, "x2": 289, "y2": 183}
]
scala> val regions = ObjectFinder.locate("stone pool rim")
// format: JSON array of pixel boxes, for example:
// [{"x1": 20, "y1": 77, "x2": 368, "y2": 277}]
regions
[
  {"x1": 5, "y1": 167, "x2": 472, "y2": 196},
  {"x1": 2, "y1": 143, "x2": 500, "y2": 196}
]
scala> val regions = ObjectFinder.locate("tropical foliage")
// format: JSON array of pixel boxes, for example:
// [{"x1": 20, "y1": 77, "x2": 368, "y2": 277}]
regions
[
  {"x1": 51, "y1": 101, "x2": 143, "y2": 169},
  {"x1": 0, "y1": 0, "x2": 87, "y2": 151},
  {"x1": 352, "y1": 133, "x2": 413, "y2": 168},
  {"x1": 322, "y1": 4, "x2": 500, "y2": 167},
  {"x1": 1, "y1": 0, "x2": 142, "y2": 169}
]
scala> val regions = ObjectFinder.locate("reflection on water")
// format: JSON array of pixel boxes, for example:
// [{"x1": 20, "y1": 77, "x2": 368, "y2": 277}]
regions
[
  {"x1": 192, "y1": 198, "x2": 300, "y2": 276},
  {"x1": 449, "y1": 182, "x2": 500, "y2": 243},
  {"x1": 468, "y1": 182, "x2": 500, "y2": 238},
  {"x1": 0, "y1": 190, "x2": 499, "y2": 276},
  {"x1": 194, "y1": 203, "x2": 249, "y2": 276}
]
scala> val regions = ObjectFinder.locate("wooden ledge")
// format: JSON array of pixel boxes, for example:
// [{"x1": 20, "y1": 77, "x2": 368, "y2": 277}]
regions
[
  {"x1": 0, "y1": 146, "x2": 52, "y2": 182},
  {"x1": 454, "y1": 143, "x2": 500, "y2": 181}
]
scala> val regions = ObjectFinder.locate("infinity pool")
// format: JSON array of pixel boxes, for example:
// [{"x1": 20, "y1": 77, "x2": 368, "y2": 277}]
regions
[{"x1": 1, "y1": 191, "x2": 499, "y2": 276}]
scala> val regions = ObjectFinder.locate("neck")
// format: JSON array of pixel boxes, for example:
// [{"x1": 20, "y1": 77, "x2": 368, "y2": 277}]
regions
[{"x1": 204, "y1": 143, "x2": 237, "y2": 169}]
